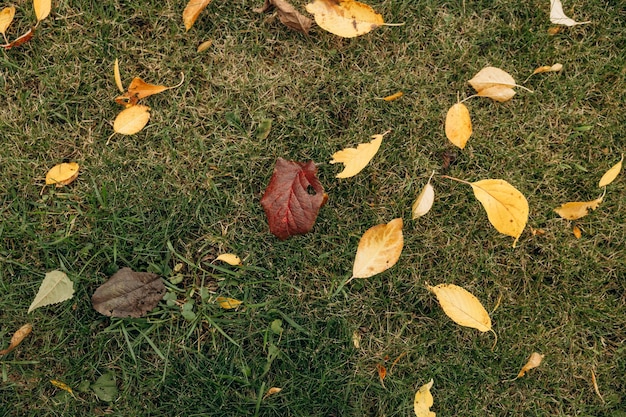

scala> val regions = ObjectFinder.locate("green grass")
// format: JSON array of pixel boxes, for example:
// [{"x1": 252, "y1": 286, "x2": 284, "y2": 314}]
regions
[{"x1": 1, "y1": 0, "x2": 625, "y2": 415}]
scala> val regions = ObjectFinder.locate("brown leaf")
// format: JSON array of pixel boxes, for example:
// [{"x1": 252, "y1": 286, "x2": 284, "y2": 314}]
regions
[
  {"x1": 260, "y1": 158, "x2": 325, "y2": 240},
  {"x1": 91, "y1": 268, "x2": 166, "y2": 318},
  {"x1": 0, "y1": 324, "x2": 32, "y2": 355},
  {"x1": 255, "y1": 0, "x2": 312, "y2": 35},
  {"x1": 2, "y1": 27, "x2": 35, "y2": 50}
]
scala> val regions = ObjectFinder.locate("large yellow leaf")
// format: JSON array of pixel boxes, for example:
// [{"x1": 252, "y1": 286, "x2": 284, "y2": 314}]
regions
[
  {"x1": 33, "y1": 0, "x2": 51, "y2": 21},
  {"x1": 113, "y1": 105, "x2": 151, "y2": 135},
  {"x1": 445, "y1": 103, "x2": 472, "y2": 149},
  {"x1": 305, "y1": 0, "x2": 384, "y2": 38},
  {"x1": 598, "y1": 154, "x2": 623, "y2": 187},
  {"x1": 554, "y1": 195, "x2": 603, "y2": 220},
  {"x1": 352, "y1": 218, "x2": 403, "y2": 279},
  {"x1": 45, "y1": 162, "x2": 79, "y2": 187},
  {"x1": 28, "y1": 271, "x2": 75, "y2": 313},
  {"x1": 0, "y1": 6, "x2": 16, "y2": 38},
  {"x1": 330, "y1": 131, "x2": 387, "y2": 178},
  {"x1": 414, "y1": 379, "x2": 435, "y2": 417},
  {"x1": 183, "y1": 0, "x2": 213, "y2": 31},
  {"x1": 550, "y1": 0, "x2": 590, "y2": 26},
  {"x1": 427, "y1": 283, "x2": 492, "y2": 333}
]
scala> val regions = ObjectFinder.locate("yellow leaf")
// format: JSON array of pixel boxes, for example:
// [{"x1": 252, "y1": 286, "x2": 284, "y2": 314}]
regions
[
  {"x1": 352, "y1": 218, "x2": 403, "y2": 279},
  {"x1": 183, "y1": 0, "x2": 213, "y2": 31},
  {"x1": 113, "y1": 59, "x2": 124, "y2": 93},
  {"x1": 113, "y1": 105, "x2": 151, "y2": 135},
  {"x1": 572, "y1": 225, "x2": 582, "y2": 239},
  {"x1": 0, "y1": 6, "x2": 16, "y2": 37},
  {"x1": 532, "y1": 63, "x2": 563, "y2": 75},
  {"x1": 50, "y1": 380, "x2": 74, "y2": 395},
  {"x1": 33, "y1": 0, "x2": 51, "y2": 21},
  {"x1": 216, "y1": 296, "x2": 242, "y2": 309},
  {"x1": 445, "y1": 103, "x2": 472, "y2": 149},
  {"x1": 305, "y1": 0, "x2": 384, "y2": 38},
  {"x1": 550, "y1": 0, "x2": 590, "y2": 26},
  {"x1": 382, "y1": 91, "x2": 403, "y2": 101},
  {"x1": 0, "y1": 324, "x2": 32, "y2": 355},
  {"x1": 412, "y1": 172, "x2": 435, "y2": 219},
  {"x1": 591, "y1": 369, "x2": 605, "y2": 403},
  {"x1": 28, "y1": 271, "x2": 75, "y2": 313},
  {"x1": 330, "y1": 131, "x2": 388, "y2": 178},
  {"x1": 427, "y1": 283, "x2": 493, "y2": 334},
  {"x1": 215, "y1": 253, "x2": 242, "y2": 265},
  {"x1": 45, "y1": 162, "x2": 79, "y2": 187},
  {"x1": 516, "y1": 352, "x2": 544, "y2": 378},
  {"x1": 197, "y1": 39, "x2": 213, "y2": 53},
  {"x1": 414, "y1": 379, "x2": 435, "y2": 417},
  {"x1": 598, "y1": 154, "x2": 623, "y2": 187},
  {"x1": 263, "y1": 387, "x2": 282, "y2": 399},
  {"x1": 475, "y1": 85, "x2": 516, "y2": 102},
  {"x1": 468, "y1": 67, "x2": 516, "y2": 92},
  {"x1": 554, "y1": 195, "x2": 603, "y2": 220}
]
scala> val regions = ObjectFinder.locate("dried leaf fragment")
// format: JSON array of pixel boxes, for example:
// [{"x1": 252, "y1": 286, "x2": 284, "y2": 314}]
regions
[
  {"x1": 215, "y1": 254, "x2": 242, "y2": 265},
  {"x1": 532, "y1": 63, "x2": 563, "y2": 75},
  {"x1": 254, "y1": 0, "x2": 313, "y2": 35},
  {"x1": 412, "y1": 172, "x2": 435, "y2": 219},
  {"x1": 554, "y1": 194, "x2": 603, "y2": 220},
  {"x1": 330, "y1": 131, "x2": 388, "y2": 178},
  {"x1": 550, "y1": 0, "x2": 590, "y2": 26},
  {"x1": 0, "y1": 6, "x2": 16, "y2": 40},
  {"x1": 376, "y1": 363, "x2": 387, "y2": 383},
  {"x1": 352, "y1": 218, "x2": 403, "y2": 279},
  {"x1": 572, "y1": 224, "x2": 582, "y2": 238},
  {"x1": 305, "y1": 0, "x2": 384, "y2": 38},
  {"x1": 591, "y1": 369, "x2": 605, "y2": 403},
  {"x1": 263, "y1": 387, "x2": 282, "y2": 399},
  {"x1": 183, "y1": 0, "x2": 213, "y2": 31},
  {"x1": 45, "y1": 162, "x2": 79, "y2": 187},
  {"x1": 427, "y1": 283, "x2": 493, "y2": 334},
  {"x1": 50, "y1": 380, "x2": 74, "y2": 396},
  {"x1": 28, "y1": 271, "x2": 75, "y2": 313},
  {"x1": 598, "y1": 154, "x2": 623, "y2": 187},
  {"x1": 197, "y1": 39, "x2": 213, "y2": 53},
  {"x1": 0, "y1": 324, "x2": 33, "y2": 355},
  {"x1": 2, "y1": 27, "x2": 35, "y2": 50},
  {"x1": 216, "y1": 296, "x2": 243, "y2": 309},
  {"x1": 33, "y1": 0, "x2": 51, "y2": 21},
  {"x1": 113, "y1": 59, "x2": 124, "y2": 93},
  {"x1": 445, "y1": 102, "x2": 472, "y2": 149},
  {"x1": 113, "y1": 105, "x2": 151, "y2": 135},
  {"x1": 517, "y1": 352, "x2": 544, "y2": 378},
  {"x1": 382, "y1": 91, "x2": 403, "y2": 101},
  {"x1": 414, "y1": 379, "x2": 435, "y2": 417}
]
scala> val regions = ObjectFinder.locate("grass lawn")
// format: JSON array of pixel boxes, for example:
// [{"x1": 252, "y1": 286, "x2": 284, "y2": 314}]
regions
[{"x1": 1, "y1": 0, "x2": 625, "y2": 415}]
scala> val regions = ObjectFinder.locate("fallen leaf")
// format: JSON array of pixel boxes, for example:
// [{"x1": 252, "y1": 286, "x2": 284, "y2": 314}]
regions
[
  {"x1": 468, "y1": 67, "x2": 529, "y2": 102},
  {"x1": 445, "y1": 102, "x2": 472, "y2": 149},
  {"x1": 330, "y1": 131, "x2": 389, "y2": 178},
  {"x1": 33, "y1": 0, "x2": 51, "y2": 21},
  {"x1": 352, "y1": 330, "x2": 361, "y2": 348},
  {"x1": 547, "y1": 26, "x2": 562, "y2": 35},
  {"x1": 2, "y1": 27, "x2": 35, "y2": 50},
  {"x1": 517, "y1": 352, "x2": 544, "y2": 378},
  {"x1": 50, "y1": 380, "x2": 74, "y2": 396},
  {"x1": 475, "y1": 85, "x2": 517, "y2": 102},
  {"x1": 196, "y1": 39, "x2": 213, "y2": 53},
  {"x1": 554, "y1": 194, "x2": 603, "y2": 220},
  {"x1": 550, "y1": 0, "x2": 590, "y2": 26},
  {"x1": 45, "y1": 162, "x2": 79, "y2": 187},
  {"x1": 254, "y1": 0, "x2": 313, "y2": 35},
  {"x1": 91, "y1": 268, "x2": 166, "y2": 318},
  {"x1": 352, "y1": 218, "x2": 403, "y2": 279},
  {"x1": 0, "y1": 324, "x2": 33, "y2": 355},
  {"x1": 412, "y1": 172, "x2": 435, "y2": 219},
  {"x1": 263, "y1": 387, "x2": 282, "y2": 399},
  {"x1": 215, "y1": 253, "x2": 242, "y2": 265},
  {"x1": 92, "y1": 372, "x2": 117, "y2": 402},
  {"x1": 598, "y1": 154, "x2": 623, "y2": 187},
  {"x1": 183, "y1": 0, "x2": 213, "y2": 31},
  {"x1": 376, "y1": 363, "x2": 387, "y2": 383},
  {"x1": 428, "y1": 283, "x2": 492, "y2": 332},
  {"x1": 0, "y1": 6, "x2": 16, "y2": 41},
  {"x1": 382, "y1": 91, "x2": 403, "y2": 101},
  {"x1": 113, "y1": 105, "x2": 151, "y2": 135},
  {"x1": 260, "y1": 158, "x2": 325, "y2": 240},
  {"x1": 591, "y1": 369, "x2": 605, "y2": 403},
  {"x1": 113, "y1": 59, "x2": 124, "y2": 93},
  {"x1": 414, "y1": 379, "x2": 435, "y2": 417},
  {"x1": 305, "y1": 0, "x2": 384, "y2": 38},
  {"x1": 216, "y1": 297, "x2": 243, "y2": 309},
  {"x1": 28, "y1": 271, "x2": 75, "y2": 313},
  {"x1": 572, "y1": 225, "x2": 582, "y2": 239},
  {"x1": 532, "y1": 63, "x2": 563, "y2": 75},
  {"x1": 530, "y1": 227, "x2": 546, "y2": 236}
]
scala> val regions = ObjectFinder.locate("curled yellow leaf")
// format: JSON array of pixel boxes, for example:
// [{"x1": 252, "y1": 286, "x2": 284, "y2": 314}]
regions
[
  {"x1": 113, "y1": 58, "x2": 124, "y2": 93},
  {"x1": 45, "y1": 162, "x2": 79, "y2": 187},
  {"x1": 215, "y1": 253, "x2": 242, "y2": 265},
  {"x1": 445, "y1": 103, "x2": 472, "y2": 149},
  {"x1": 412, "y1": 172, "x2": 435, "y2": 219},
  {"x1": 113, "y1": 105, "x2": 151, "y2": 135},
  {"x1": 330, "y1": 131, "x2": 388, "y2": 178},
  {"x1": 33, "y1": 0, "x2": 51, "y2": 21},
  {"x1": 598, "y1": 154, "x2": 623, "y2": 187},
  {"x1": 183, "y1": 0, "x2": 213, "y2": 31},
  {"x1": 263, "y1": 387, "x2": 282, "y2": 399},
  {"x1": 305, "y1": 0, "x2": 384, "y2": 38},
  {"x1": 0, "y1": 323, "x2": 33, "y2": 355},
  {"x1": 554, "y1": 194, "x2": 603, "y2": 220},
  {"x1": 0, "y1": 6, "x2": 16, "y2": 37},
  {"x1": 382, "y1": 91, "x2": 403, "y2": 101},
  {"x1": 427, "y1": 283, "x2": 493, "y2": 333},
  {"x1": 352, "y1": 218, "x2": 403, "y2": 279},
  {"x1": 413, "y1": 379, "x2": 435, "y2": 417},
  {"x1": 532, "y1": 63, "x2": 563, "y2": 75},
  {"x1": 216, "y1": 296, "x2": 243, "y2": 309},
  {"x1": 516, "y1": 352, "x2": 544, "y2": 378}
]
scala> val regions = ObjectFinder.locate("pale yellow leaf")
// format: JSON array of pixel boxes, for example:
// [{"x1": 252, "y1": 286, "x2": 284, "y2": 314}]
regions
[
  {"x1": 445, "y1": 103, "x2": 472, "y2": 148},
  {"x1": 427, "y1": 283, "x2": 492, "y2": 333},
  {"x1": 469, "y1": 179, "x2": 529, "y2": 246},
  {"x1": 215, "y1": 253, "x2": 242, "y2": 265},
  {"x1": 476, "y1": 85, "x2": 517, "y2": 102},
  {"x1": 412, "y1": 172, "x2": 435, "y2": 219},
  {"x1": 305, "y1": 0, "x2": 384, "y2": 38},
  {"x1": 414, "y1": 379, "x2": 435, "y2": 417},
  {"x1": 113, "y1": 59, "x2": 124, "y2": 93},
  {"x1": 45, "y1": 162, "x2": 79, "y2": 187},
  {"x1": 550, "y1": 0, "x2": 590, "y2": 26},
  {"x1": 33, "y1": 0, "x2": 51, "y2": 21},
  {"x1": 598, "y1": 154, "x2": 623, "y2": 187},
  {"x1": 197, "y1": 39, "x2": 213, "y2": 53},
  {"x1": 183, "y1": 0, "x2": 213, "y2": 31},
  {"x1": 113, "y1": 105, "x2": 150, "y2": 135},
  {"x1": 352, "y1": 218, "x2": 403, "y2": 279},
  {"x1": 216, "y1": 296, "x2": 242, "y2": 309},
  {"x1": 468, "y1": 67, "x2": 516, "y2": 92},
  {"x1": 28, "y1": 271, "x2": 75, "y2": 313},
  {"x1": 330, "y1": 131, "x2": 388, "y2": 178},
  {"x1": 263, "y1": 387, "x2": 282, "y2": 399},
  {"x1": 532, "y1": 63, "x2": 563, "y2": 75},
  {"x1": 517, "y1": 352, "x2": 544, "y2": 378},
  {"x1": 554, "y1": 195, "x2": 603, "y2": 220},
  {"x1": 0, "y1": 324, "x2": 32, "y2": 355},
  {"x1": 0, "y1": 6, "x2": 16, "y2": 36}
]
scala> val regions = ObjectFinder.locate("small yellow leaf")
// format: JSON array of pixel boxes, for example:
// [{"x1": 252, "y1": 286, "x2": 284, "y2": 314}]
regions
[
  {"x1": 532, "y1": 63, "x2": 563, "y2": 75},
  {"x1": 28, "y1": 271, "x2": 75, "y2": 313},
  {"x1": 591, "y1": 369, "x2": 605, "y2": 403},
  {"x1": 572, "y1": 225, "x2": 582, "y2": 239},
  {"x1": 215, "y1": 253, "x2": 242, "y2": 265},
  {"x1": 475, "y1": 85, "x2": 516, "y2": 102},
  {"x1": 427, "y1": 283, "x2": 492, "y2": 333},
  {"x1": 598, "y1": 154, "x2": 623, "y2": 187},
  {"x1": 382, "y1": 91, "x2": 403, "y2": 101},
  {"x1": 0, "y1": 324, "x2": 33, "y2": 355},
  {"x1": 263, "y1": 387, "x2": 282, "y2": 399},
  {"x1": 330, "y1": 131, "x2": 388, "y2": 178},
  {"x1": 113, "y1": 59, "x2": 124, "y2": 93},
  {"x1": 216, "y1": 296, "x2": 243, "y2": 309},
  {"x1": 0, "y1": 6, "x2": 16, "y2": 36},
  {"x1": 352, "y1": 218, "x2": 403, "y2": 279},
  {"x1": 517, "y1": 352, "x2": 544, "y2": 378},
  {"x1": 113, "y1": 105, "x2": 151, "y2": 135},
  {"x1": 197, "y1": 39, "x2": 213, "y2": 53},
  {"x1": 550, "y1": 0, "x2": 590, "y2": 26},
  {"x1": 412, "y1": 172, "x2": 435, "y2": 219},
  {"x1": 50, "y1": 380, "x2": 74, "y2": 395},
  {"x1": 45, "y1": 162, "x2": 79, "y2": 187},
  {"x1": 554, "y1": 195, "x2": 603, "y2": 220},
  {"x1": 468, "y1": 67, "x2": 516, "y2": 92},
  {"x1": 33, "y1": 0, "x2": 51, "y2": 21},
  {"x1": 445, "y1": 103, "x2": 472, "y2": 149},
  {"x1": 305, "y1": 0, "x2": 384, "y2": 38},
  {"x1": 414, "y1": 379, "x2": 435, "y2": 417},
  {"x1": 183, "y1": 0, "x2": 213, "y2": 31}
]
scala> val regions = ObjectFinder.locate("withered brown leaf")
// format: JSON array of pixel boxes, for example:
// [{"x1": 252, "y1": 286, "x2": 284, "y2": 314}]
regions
[{"x1": 254, "y1": 0, "x2": 312, "y2": 35}]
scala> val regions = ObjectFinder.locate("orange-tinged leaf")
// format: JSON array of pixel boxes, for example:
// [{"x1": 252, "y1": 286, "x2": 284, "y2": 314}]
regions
[
  {"x1": 550, "y1": 0, "x2": 590, "y2": 26},
  {"x1": 263, "y1": 387, "x2": 282, "y2": 399},
  {"x1": 216, "y1": 296, "x2": 243, "y2": 309},
  {"x1": 0, "y1": 324, "x2": 33, "y2": 355},
  {"x1": 516, "y1": 352, "x2": 544, "y2": 378},
  {"x1": 427, "y1": 283, "x2": 493, "y2": 333},
  {"x1": 50, "y1": 380, "x2": 74, "y2": 395},
  {"x1": 554, "y1": 195, "x2": 603, "y2": 220},
  {"x1": 572, "y1": 225, "x2": 582, "y2": 239},
  {"x1": 376, "y1": 363, "x2": 387, "y2": 382},
  {"x1": 352, "y1": 218, "x2": 403, "y2": 279},
  {"x1": 2, "y1": 27, "x2": 35, "y2": 50},
  {"x1": 330, "y1": 131, "x2": 388, "y2": 178},
  {"x1": 532, "y1": 63, "x2": 563, "y2": 75},
  {"x1": 475, "y1": 85, "x2": 516, "y2": 102},
  {"x1": 113, "y1": 105, "x2": 150, "y2": 135},
  {"x1": 414, "y1": 379, "x2": 435, "y2": 417},
  {"x1": 33, "y1": 0, "x2": 51, "y2": 21},
  {"x1": 305, "y1": 0, "x2": 384, "y2": 38},
  {"x1": 197, "y1": 39, "x2": 213, "y2": 53},
  {"x1": 0, "y1": 6, "x2": 16, "y2": 37},
  {"x1": 113, "y1": 59, "x2": 124, "y2": 93},
  {"x1": 383, "y1": 91, "x2": 403, "y2": 101},
  {"x1": 183, "y1": 0, "x2": 213, "y2": 31},
  {"x1": 598, "y1": 154, "x2": 623, "y2": 187},
  {"x1": 127, "y1": 77, "x2": 169, "y2": 100},
  {"x1": 215, "y1": 253, "x2": 242, "y2": 265},
  {"x1": 445, "y1": 103, "x2": 472, "y2": 149},
  {"x1": 45, "y1": 162, "x2": 79, "y2": 187}
]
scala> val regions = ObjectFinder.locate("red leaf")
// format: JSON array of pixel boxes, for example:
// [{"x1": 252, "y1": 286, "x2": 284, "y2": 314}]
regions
[{"x1": 260, "y1": 158, "x2": 325, "y2": 240}]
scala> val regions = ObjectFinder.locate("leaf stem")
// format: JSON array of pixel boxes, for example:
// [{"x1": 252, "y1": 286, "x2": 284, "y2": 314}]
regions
[{"x1": 439, "y1": 174, "x2": 471, "y2": 186}]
